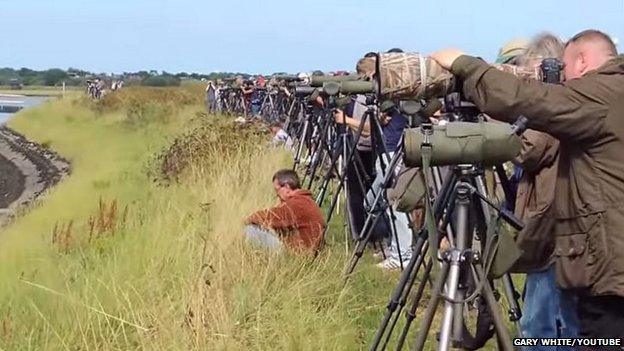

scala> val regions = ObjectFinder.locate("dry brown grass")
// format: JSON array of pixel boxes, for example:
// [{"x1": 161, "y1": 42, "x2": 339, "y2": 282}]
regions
[{"x1": 88, "y1": 199, "x2": 129, "y2": 242}]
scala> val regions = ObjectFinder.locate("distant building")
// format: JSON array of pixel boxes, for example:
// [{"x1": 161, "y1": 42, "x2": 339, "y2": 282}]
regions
[{"x1": 9, "y1": 79, "x2": 23, "y2": 90}]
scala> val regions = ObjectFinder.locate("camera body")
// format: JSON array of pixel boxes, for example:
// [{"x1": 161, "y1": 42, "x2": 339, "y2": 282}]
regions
[{"x1": 540, "y1": 58, "x2": 564, "y2": 84}]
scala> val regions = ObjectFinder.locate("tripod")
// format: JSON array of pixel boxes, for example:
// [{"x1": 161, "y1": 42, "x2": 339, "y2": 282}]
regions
[
  {"x1": 301, "y1": 105, "x2": 335, "y2": 189},
  {"x1": 314, "y1": 106, "x2": 389, "y2": 249},
  {"x1": 370, "y1": 160, "x2": 524, "y2": 350},
  {"x1": 297, "y1": 94, "x2": 402, "y2": 260},
  {"x1": 343, "y1": 108, "x2": 416, "y2": 276},
  {"x1": 290, "y1": 98, "x2": 315, "y2": 171},
  {"x1": 315, "y1": 106, "x2": 374, "y2": 206}
]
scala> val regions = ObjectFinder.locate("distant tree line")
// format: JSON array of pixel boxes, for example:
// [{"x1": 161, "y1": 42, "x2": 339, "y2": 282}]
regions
[{"x1": 0, "y1": 67, "x2": 255, "y2": 88}]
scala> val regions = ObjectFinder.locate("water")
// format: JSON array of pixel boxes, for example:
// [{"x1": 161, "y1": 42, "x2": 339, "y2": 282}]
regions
[{"x1": 0, "y1": 95, "x2": 49, "y2": 124}]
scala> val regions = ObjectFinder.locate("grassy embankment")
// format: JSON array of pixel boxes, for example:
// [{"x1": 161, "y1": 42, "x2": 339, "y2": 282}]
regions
[{"x1": 0, "y1": 86, "x2": 418, "y2": 350}]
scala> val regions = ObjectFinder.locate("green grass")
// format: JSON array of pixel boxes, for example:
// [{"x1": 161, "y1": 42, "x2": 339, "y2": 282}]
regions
[
  {"x1": 0, "y1": 87, "x2": 511, "y2": 350},
  {"x1": 0, "y1": 88, "x2": 406, "y2": 350}
]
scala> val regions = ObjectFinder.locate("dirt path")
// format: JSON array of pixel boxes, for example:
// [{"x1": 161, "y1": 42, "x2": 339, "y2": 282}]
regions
[{"x1": 0, "y1": 126, "x2": 70, "y2": 225}]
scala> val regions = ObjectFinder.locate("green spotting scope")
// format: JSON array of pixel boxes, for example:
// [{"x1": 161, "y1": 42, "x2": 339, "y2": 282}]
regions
[
  {"x1": 403, "y1": 122, "x2": 522, "y2": 167},
  {"x1": 322, "y1": 81, "x2": 376, "y2": 95}
]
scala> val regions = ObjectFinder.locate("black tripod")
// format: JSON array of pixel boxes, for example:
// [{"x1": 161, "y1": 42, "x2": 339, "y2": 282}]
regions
[
  {"x1": 314, "y1": 107, "x2": 374, "y2": 207},
  {"x1": 310, "y1": 99, "x2": 391, "y2": 255},
  {"x1": 343, "y1": 109, "x2": 419, "y2": 276},
  {"x1": 302, "y1": 106, "x2": 335, "y2": 190},
  {"x1": 291, "y1": 98, "x2": 316, "y2": 171}
]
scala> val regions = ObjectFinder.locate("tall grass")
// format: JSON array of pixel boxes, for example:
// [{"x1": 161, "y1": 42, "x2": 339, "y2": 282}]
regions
[{"x1": 0, "y1": 87, "x2": 403, "y2": 350}]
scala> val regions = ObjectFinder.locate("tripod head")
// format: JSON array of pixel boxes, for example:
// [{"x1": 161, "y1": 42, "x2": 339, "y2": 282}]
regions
[{"x1": 442, "y1": 92, "x2": 482, "y2": 123}]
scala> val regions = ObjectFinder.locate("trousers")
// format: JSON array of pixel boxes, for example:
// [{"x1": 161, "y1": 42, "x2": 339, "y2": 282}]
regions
[
  {"x1": 520, "y1": 264, "x2": 579, "y2": 351},
  {"x1": 244, "y1": 225, "x2": 283, "y2": 252},
  {"x1": 366, "y1": 152, "x2": 412, "y2": 262}
]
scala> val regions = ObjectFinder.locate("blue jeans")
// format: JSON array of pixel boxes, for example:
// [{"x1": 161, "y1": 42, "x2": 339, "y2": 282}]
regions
[
  {"x1": 520, "y1": 264, "x2": 579, "y2": 350},
  {"x1": 250, "y1": 104, "x2": 261, "y2": 116},
  {"x1": 244, "y1": 225, "x2": 283, "y2": 252}
]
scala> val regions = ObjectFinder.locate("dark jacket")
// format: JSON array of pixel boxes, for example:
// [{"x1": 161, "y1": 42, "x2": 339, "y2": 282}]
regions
[
  {"x1": 452, "y1": 55, "x2": 624, "y2": 297},
  {"x1": 246, "y1": 189, "x2": 326, "y2": 252},
  {"x1": 511, "y1": 130, "x2": 559, "y2": 272}
]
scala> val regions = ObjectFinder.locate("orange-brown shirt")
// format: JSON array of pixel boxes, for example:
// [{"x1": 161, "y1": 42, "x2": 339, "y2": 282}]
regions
[{"x1": 246, "y1": 189, "x2": 326, "y2": 252}]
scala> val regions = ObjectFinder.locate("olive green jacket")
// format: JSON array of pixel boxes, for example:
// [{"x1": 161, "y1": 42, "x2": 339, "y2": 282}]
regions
[{"x1": 452, "y1": 55, "x2": 624, "y2": 297}]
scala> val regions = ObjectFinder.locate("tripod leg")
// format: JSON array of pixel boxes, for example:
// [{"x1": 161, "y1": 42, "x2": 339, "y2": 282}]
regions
[
  {"x1": 381, "y1": 240, "x2": 429, "y2": 350},
  {"x1": 315, "y1": 136, "x2": 344, "y2": 205},
  {"x1": 343, "y1": 210, "x2": 384, "y2": 278},
  {"x1": 300, "y1": 122, "x2": 320, "y2": 184},
  {"x1": 473, "y1": 265, "x2": 515, "y2": 351},
  {"x1": 293, "y1": 119, "x2": 309, "y2": 169},
  {"x1": 345, "y1": 148, "x2": 404, "y2": 277},
  {"x1": 305, "y1": 138, "x2": 326, "y2": 189},
  {"x1": 395, "y1": 258, "x2": 434, "y2": 351},
  {"x1": 305, "y1": 119, "x2": 331, "y2": 188},
  {"x1": 321, "y1": 137, "x2": 370, "y2": 243},
  {"x1": 370, "y1": 234, "x2": 428, "y2": 351},
  {"x1": 500, "y1": 273, "x2": 523, "y2": 337},
  {"x1": 437, "y1": 185, "x2": 472, "y2": 351},
  {"x1": 320, "y1": 161, "x2": 347, "y2": 241},
  {"x1": 412, "y1": 261, "x2": 450, "y2": 351},
  {"x1": 309, "y1": 123, "x2": 338, "y2": 192}
]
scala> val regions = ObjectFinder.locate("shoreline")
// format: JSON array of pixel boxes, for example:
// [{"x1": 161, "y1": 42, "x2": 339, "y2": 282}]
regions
[{"x1": 0, "y1": 126, "x2": 71, "y2": 226}]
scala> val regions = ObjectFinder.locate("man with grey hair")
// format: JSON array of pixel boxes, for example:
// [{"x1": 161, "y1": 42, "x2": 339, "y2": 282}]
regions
[
  {"x1": 244, "y1": 169, "x2": 325, "y2": 253},
  {"x1": 510, "y1": 32, "x2": 580, "y2": 346}
]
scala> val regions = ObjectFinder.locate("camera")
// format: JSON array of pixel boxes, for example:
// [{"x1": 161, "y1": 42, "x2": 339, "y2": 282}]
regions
[{"x1": 540, "y1": 58, "x2": 564, "y2": 84}]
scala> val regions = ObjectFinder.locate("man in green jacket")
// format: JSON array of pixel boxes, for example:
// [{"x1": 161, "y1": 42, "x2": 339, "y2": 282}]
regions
[{"x1": 431, "y1": 29, "x2": 623, "y2": 339}]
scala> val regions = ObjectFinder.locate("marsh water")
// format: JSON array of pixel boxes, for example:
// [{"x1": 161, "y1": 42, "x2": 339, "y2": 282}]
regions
[{"x1": 0, "y1": 95, "x2": 49, "y2": 124}]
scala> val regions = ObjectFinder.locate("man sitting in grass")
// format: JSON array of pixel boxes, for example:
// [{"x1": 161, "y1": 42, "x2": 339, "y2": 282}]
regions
[{"x1": 244, "y1": 169, "x2": 325, "y2": 253}]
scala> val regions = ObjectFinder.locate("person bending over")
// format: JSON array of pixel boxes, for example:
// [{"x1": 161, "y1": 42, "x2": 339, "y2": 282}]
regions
[
  {"x1": 244, "y1": 169, "x2": 325, "y2": 253},
  {"x1": 431, "y1": 28, "x2": 623, "y2": 341}
]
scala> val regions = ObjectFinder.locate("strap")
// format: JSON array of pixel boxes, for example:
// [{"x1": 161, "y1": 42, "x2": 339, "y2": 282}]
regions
[
  {"x1": 419, "y1": 126, "x2": 439, "y2": 262},
  {"x1": 415, "y1": 54, "x2": 429, "y2": 99},
  {"x1": 418, "y1": 53, "x2": 427, "y2": 87},
  {"x1": 482, "y1": 214, "x2": 502, "y2": 279}
]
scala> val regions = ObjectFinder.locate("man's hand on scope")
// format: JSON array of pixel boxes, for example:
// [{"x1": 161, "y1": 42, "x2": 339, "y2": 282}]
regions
[
  {"x1": 333, "y1": 109, "x2": 346, "y2": 124},
  {"x1": 430, "y1": 48, "x2": 466, "y2": 71},
  {"x1": 314, "y1": 96, "x2": 324, "y2": 108},
  {"x1": 379, "y1": 112, "x2": 392, "y2": 126}
]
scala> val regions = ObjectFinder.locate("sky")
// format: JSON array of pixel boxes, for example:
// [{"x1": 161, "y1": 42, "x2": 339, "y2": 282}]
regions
[{"x1": 1, "y1": 0, "x2": 623, "y2": 75}]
